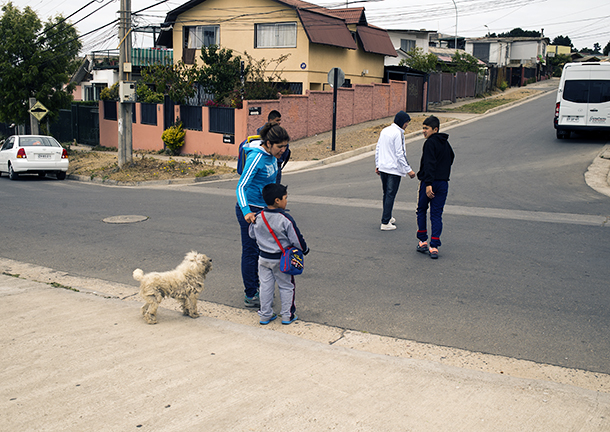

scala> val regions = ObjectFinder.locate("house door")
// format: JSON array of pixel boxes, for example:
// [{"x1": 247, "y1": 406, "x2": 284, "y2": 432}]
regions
[{"x1": 405, "y1": 75, "x2": 424, "y2": 112}]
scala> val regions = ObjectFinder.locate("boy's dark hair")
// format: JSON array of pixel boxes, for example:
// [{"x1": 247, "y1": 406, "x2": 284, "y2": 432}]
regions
[
  {"x1": 263, "y1": 183, "x2": 288, "y2": 206},
  {"x1": 260, "y1": 123, "x2": 290, "y2": 145},
  {"x1": 268, "y1": 110, "x2": 281, "y2": 122},
  {"x1": 423, "y1": 115, "x2": 440, "y2": 131}
]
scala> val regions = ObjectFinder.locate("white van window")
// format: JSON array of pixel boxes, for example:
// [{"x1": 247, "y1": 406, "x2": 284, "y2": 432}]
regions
[
  {"x1": 589, "y1": 81, "x2": 610, "y2": 104},
  {"x1": 564, "y1": 80, "x2": 610, "y2": 104}
]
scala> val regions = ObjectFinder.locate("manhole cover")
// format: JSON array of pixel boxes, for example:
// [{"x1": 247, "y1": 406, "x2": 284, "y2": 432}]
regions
[{"x1": 103, "y1": 215, "x2": 149, "y2": 224}]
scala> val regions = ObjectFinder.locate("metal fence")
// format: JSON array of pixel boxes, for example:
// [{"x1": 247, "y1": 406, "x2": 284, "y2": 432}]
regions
[
  {"x1": 180, "y1": 105, "x2": 202, "y2": 131},
  {"x1": 209, "y1": 107, "x2": 235, "y2": 135}
]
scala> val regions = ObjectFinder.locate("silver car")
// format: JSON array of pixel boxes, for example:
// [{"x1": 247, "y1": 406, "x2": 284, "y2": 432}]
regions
[{"x1": 0, "y1": 135, "x2": 69, "y2": 180}]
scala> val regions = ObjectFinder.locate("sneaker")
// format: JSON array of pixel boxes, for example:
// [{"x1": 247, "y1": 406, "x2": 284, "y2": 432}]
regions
[
  {"x1": 282, "y1": 315, "x2": 298, "y2": 325},
  {"x1": 244, "y1": 294, "x2": 260, "y2": 308},
  {"x1": 259, "y1": 314, "x2": 277, "y2": 325},
  {"x1": 416, "y1": 241, "x2": 428, "y2": 253},
  {"x1": 380, "y1": 222, "x2": 397, "y2": 231},
  {"x1": 428, "y1": 247, "x2": 439, "y2": 259},
  {"x1": 390, "y1": 217, "x2": 396, "y2": 224}
]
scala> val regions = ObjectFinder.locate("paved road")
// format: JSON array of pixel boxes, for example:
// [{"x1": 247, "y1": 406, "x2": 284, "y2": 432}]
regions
[{"x1": 1, "y1": 91, "x2": 609, "y2": 373}]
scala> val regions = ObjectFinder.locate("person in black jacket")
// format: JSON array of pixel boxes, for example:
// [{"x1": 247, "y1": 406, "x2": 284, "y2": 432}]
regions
[{"x1": 415, "y1": 116, "x2": 455, "y2": 259}]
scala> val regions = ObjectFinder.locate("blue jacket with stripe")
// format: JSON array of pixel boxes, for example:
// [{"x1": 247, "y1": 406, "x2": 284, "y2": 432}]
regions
[{"x1": 236, "y1": 145, "x2": 278, "y2": 217}]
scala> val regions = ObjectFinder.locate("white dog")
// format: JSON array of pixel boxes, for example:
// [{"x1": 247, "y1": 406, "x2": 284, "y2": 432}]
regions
[{"x1": 133, "y1": 251, "x2": 212, "y2": 324}]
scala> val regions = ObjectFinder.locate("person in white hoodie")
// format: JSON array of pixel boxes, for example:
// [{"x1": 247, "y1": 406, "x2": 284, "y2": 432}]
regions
[{"x1": 375, "y1": 111, "x2": 416, "y2": 231}]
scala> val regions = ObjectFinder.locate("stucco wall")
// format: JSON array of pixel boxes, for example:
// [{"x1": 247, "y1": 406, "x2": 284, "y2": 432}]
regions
[
  {"x1": 99, "y1": 80, "x2": 406, "y2": 156},
  {"x1": 100, "y1": 101, "x2": 248, "y2": 156},
  {"x1": 244, "y1": 80, "x2": 407, "y2": 143}
]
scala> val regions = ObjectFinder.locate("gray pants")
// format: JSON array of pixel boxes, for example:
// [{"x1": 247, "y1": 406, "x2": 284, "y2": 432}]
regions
[{"x1": 257, "y1": 257, "x2": 296, "y2": 321}]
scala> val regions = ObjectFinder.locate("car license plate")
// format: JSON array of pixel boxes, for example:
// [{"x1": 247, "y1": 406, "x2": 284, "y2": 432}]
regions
[
  {"x1": 566, "y1": 116, "x2": 580, "y2": 123},
  {"x1": 37, "y1": 154, "x2": 51, "y2": 159}
]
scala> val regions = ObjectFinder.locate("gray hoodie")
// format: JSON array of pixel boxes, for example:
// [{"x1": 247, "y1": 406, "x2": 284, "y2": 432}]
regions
[{"x1": 249, "y1": 208, "x2": 309, "y2": 259}]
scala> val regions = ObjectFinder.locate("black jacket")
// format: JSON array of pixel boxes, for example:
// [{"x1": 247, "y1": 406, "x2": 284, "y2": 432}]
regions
[{"x1": 417, "y1": 132, "x2": 455, "y2": 186}]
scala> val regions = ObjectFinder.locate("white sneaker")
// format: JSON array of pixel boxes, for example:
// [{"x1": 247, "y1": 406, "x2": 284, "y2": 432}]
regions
[
  {"x1": 380, "y1": 222, "x2": 397, "y2": 231},
  {"x1": 390, "y1": 217, "x2": 396, "y2": 224}
]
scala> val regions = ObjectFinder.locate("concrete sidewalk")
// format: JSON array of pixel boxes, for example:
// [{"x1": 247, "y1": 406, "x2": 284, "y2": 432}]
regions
[{"x1": 1, "y1": 273, "x2": 609, "y2": 431}]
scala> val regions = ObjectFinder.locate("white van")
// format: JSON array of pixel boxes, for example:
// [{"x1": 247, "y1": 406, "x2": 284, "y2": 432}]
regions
[{"x1": 554, "y1": 62, "x2": 610, "y2": 139}]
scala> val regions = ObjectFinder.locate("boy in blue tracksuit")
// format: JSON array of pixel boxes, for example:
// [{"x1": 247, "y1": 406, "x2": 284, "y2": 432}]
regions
[
  {"x1": 236, "y1": 124, "x2": 290, "y2": 308},
  {"x1": 249, "y1": 183, "x2": 308, "y2": 325},
  {"x1": 415, "y1": 115, "x2": 455, "y2": 259}
]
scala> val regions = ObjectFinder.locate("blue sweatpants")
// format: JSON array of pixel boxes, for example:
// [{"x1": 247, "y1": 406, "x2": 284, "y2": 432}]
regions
[
  {"x1": 235, "y1": 203, "x2": 260, "y2": 298},
  {"x1": 416, "y1": 181, "x2": 449, "y2": 248}
]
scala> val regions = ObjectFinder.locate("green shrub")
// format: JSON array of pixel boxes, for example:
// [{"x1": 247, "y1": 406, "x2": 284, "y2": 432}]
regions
[
  {"x1": 195, "y1": 169, "x2": 216, "y2": 177},
  {"x1": 161, "y1": 122, "x2": 186, "y2": 155},
  {"x1": 498, "y1": 80, "x2": 508, "y2": 91}
]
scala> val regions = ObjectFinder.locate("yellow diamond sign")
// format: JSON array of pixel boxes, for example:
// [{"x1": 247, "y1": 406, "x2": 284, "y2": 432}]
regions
[{"x1": 28, "y1": 101, "x2": 49, "y2": 122}]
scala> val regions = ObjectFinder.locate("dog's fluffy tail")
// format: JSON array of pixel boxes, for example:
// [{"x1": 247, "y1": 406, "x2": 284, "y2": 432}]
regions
[{"x1": 133, "y1": 268, "x2": 144, "y2": 281}]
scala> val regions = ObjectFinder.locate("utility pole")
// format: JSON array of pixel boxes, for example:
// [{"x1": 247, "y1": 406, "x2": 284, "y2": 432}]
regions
[{"x1": 118, "y1": 0, "x2": 133, "y2": 167}]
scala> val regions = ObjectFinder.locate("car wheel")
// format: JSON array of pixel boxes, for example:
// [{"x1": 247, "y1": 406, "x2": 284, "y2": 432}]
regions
[
  {"x1": 56, "y1": 171, "x2": 66, "y2": 180},
  {"x1": 8, "y1": 164, "x2": 18, "y2": 180},
  {"x1": 556, "y1": 130, "x2": 569, "y2": 139}
]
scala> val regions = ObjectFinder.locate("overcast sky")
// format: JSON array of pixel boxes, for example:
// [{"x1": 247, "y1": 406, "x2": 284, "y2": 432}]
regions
[{"x1": 4, "y1": 0, "x2": 609, "y2": 52}]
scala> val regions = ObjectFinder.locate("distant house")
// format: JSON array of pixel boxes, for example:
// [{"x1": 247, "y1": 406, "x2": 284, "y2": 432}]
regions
[
  {"x1": 464, "y1": 36, "x2": 549, "y2": 67},
  {"x1": 384, "y1": 29, "x2": 436, "y2": 66},
  {"x1": 71, "y1": 48, "x2": 173, "y2": 101},
  {"x1": 547, "y1": 45, "x2": 571, "y2": 57},
  {"x1": 156, "y1": 0, "x2": 396, "y2": 93}
]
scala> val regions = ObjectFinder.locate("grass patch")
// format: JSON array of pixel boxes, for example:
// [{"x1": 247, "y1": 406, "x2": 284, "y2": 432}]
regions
[
  {"x1": 50, "y1": 282, "x2": 79, "y2": 292},
  {"x1": 444, "y1": 98, "x2": 516, "y2": 114}
]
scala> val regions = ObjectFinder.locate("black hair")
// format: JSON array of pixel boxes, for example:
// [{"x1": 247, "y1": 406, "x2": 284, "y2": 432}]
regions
[
  {"x1": 423, "y1": 115, "x2": 440, "y2": 131},
  {"x1": 259, "y1": 122, "x2": 290, "y2": 146},
  {"x1": 263, "y1": 183, "x2": 288, "y2": 206},
  {"x1": 268, "y1": 110, "x2": 281, "y2": 121}
]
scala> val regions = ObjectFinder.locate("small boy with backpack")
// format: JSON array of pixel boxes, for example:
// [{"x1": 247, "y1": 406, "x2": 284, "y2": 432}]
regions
[{"x1": 249, "y1": 183, "x2": 308, "y2": 325}]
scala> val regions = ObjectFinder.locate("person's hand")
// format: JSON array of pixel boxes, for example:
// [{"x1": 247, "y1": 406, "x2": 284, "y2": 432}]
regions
[
  {"x1": 407, "y1": 170, "x2": 416, "y2": 179},
  {"x1": 245, "y1": 212, "x2": 256, "y2": 224},
  {"x1": 426, "y1": 185, "x2": 435, "y2": 199},
  {"x1": 375, "y1": 168, "x2": 380, "y2": 175}
]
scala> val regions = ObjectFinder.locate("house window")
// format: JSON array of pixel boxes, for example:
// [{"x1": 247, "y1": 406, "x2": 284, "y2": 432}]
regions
[
  {"x1": 186, "y1": 25, "x2": 219, "y2": 49},
  {"x1": 255, "y1": 23, "x2": 297, "y2": 48},
  {"x1": 400, "y1": 39, "x2": 416, "y2": 53}
]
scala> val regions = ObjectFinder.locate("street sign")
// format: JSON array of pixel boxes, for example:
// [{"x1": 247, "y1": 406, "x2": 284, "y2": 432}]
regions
[
  {"x1": 28, "y1": 101, "x2": 49, "y2": 122},
  {"x1": 327, "y1": 68, "x2": 345, "y2": 88}
]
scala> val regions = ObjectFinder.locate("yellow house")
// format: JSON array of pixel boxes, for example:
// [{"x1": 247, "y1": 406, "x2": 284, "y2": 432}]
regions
[
  {"x1": 547, "y1": 45, "x2": 571, "y2": 56},
  {"x1": 156, "y1": 0, "x2": 396, "y2": 93}
]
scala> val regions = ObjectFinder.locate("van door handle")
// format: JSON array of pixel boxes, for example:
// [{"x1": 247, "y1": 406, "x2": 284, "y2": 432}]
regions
[{"x1": 590, "y1": 109, "x2": 598, "y2": 112}]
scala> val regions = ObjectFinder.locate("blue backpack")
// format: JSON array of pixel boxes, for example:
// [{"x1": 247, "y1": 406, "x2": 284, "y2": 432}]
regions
[{"x1": 237, "y1": 135, "x2": 261, "y2": 175}]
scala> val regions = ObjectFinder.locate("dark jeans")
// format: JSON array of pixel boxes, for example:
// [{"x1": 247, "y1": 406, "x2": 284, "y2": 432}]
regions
[
  {"x1": 416, "y1": 181, "x2": 449, "y2": 248},
  {"x1": 235, "y1": 203, "x2": 260, "y2": 298},
  {"x1": 380, "y1": 172, "x2": 402, "y2": 224}
]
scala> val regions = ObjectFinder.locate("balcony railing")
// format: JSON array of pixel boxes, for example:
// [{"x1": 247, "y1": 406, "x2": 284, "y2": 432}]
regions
[{"x1": 91, "y1": 48, "x2": 173, "y2": 69}]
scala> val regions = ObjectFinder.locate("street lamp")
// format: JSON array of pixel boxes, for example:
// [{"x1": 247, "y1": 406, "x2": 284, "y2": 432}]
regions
[
  {"x1": 484, "y1": 24, "x2": 489, "y2": 37},
  {"x1": 451, "y1": 0, "x2": 458, "y2": 50}
]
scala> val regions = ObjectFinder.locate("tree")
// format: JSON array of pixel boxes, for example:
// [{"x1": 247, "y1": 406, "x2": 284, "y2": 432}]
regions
[
  {"x1": 604, "y1": 41, "x2": 610, "y2": 56},
  {"x1": 0, "y1": 3, "x2": 81, "y2": 125},
  {"x1": 444, "y1": 51, "x2": 483, "y2": 73},
  {"x1": 551, "y1": 35, "x2": 573, "y2": 48},
  {"x1": 498, "y1": 28, "x2": 541, "y2": 38},
  {"x1": 398, "y1": 47, "x2": 438, "y2": 73},
  {"x1": 141, "y1": 61, "x2": 199, "y2": 105},
  {"x1": 242, "y1": 52, "x2": 291, "y2": 101},
  {"x1": 548, "y1": 53, "x2": 571, "y2": 77},
  {"x1": 593, "y1": 43, "x2": 601, "y2": 54},
  {"x1": 198, "y1": 45, "x2": 244, "y2": 104}
]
